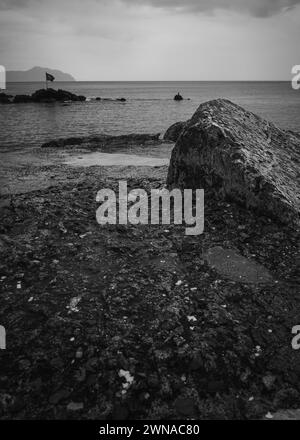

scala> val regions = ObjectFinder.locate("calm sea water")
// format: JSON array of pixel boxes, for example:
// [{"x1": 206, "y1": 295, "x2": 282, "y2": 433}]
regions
[{"x1": 0, "y1": 81, "x2": 299, "y2": 149}]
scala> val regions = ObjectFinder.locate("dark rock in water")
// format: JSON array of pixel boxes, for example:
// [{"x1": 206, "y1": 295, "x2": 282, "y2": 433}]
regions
[
  {"x1": 41, "y1": 137, "x2": 85, "y2": 149},
  {"x1": 167, "y1": 99, "x2": 300, "y2": 226},
  {"x1": 117, "y1": 98, "x2": 126, "y2": 102},
  {"x1": 164, "y1": 121, "x2": 186, "y2": 142},
  {"x1": 13, "y1": 94, "x2": 33, "y2": 103},
  {"x1": 0, "y1": 92, "x2": 12, "y2": 104},
  {"x1": 95, "y1": 97, "x2": 101, "y2": 101},
  {"x1": 31, "y1": 88, "x2": 86, "y2": 103},
  {"x1": 174, "y1": 93, "x2": 183, "y2": 101},
  {"x1": 7, "y1": 88, "x2": 86, "y2": 104},
  {"x1": 41, "y1": 133, "x2": 161, "y2": 148}
]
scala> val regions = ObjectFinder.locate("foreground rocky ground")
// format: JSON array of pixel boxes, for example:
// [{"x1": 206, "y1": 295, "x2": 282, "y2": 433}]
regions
[{"x1": 0, "y1": 137, "x2": 299, "y2": 420}]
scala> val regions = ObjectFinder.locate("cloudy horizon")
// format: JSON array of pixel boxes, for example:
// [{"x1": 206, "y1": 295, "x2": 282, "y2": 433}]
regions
[{"x1": 1, "y1": 0, "x2": 300, "y2": 81}]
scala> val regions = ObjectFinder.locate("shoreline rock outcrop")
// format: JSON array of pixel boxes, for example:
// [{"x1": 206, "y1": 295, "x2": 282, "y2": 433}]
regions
[
  {"x1": 41, "y1": 133, "x2": 161, "y2": 149},
  {"x1": 163, "y1": 121, "x2": 186, "y2": 142},
  {"x1": 15, "y1": 88, "x2": 86, "y2": 103},
  {"x1": 167, "y1": 98, "x2": 300, "y2": 226},
  {"x1": 0, "y1": 88, "x2": 86, "y2": 104}
]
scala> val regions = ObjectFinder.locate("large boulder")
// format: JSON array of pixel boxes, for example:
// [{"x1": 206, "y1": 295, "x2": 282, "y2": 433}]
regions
[
  {"x1": 167, "y1": 99, "x2": 300, "y2": 226},
  {"x1": 164, "y1": 121, "x2": 186, "y2": 142}
]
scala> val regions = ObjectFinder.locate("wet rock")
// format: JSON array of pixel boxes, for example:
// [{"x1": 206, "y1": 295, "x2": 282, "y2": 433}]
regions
[
  {"x1": 167, "y1": 99, "x2": 300, "y2": 226},
  {"x1": 205, "y1": 246, "x2": 272, "y2": 284},
  {"x1": 164, "y1": 121, "x2": 186, "y2": 142}
]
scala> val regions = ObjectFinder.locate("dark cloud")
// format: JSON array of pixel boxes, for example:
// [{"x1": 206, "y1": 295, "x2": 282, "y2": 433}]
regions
[
  {"x1": 122, "y1": 0, "x2": 300, "y2": 17},
  {"x1": 0, "y1": 0, "x2": 29, "y2": 9},
  {"x1": 1, "y1": 0, "x2": 300, "y2": 17}
]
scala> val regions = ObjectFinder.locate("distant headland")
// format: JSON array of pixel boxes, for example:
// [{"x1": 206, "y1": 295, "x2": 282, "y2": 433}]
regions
[{"x1": 6, "y1": 66, "x2": 75, "y2": 82}]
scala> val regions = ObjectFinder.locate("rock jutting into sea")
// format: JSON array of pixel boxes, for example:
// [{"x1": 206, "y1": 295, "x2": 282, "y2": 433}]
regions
[
  {"x1": 0, "y1": 88, "x2": 87, "y2": 104},
  {"x1": 167, "y1": 98, "x2": 300, "y2": 226},
  {"x1": 0, "y1": 89, "x2": 130, "y2": 104},
  {"x1": 41, "y1": 133, "x2": 161, "y2": 149}
]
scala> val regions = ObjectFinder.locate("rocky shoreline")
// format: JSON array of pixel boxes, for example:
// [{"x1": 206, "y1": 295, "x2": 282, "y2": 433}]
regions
[
  {"x1": 0, "y1": 100, "x2": 299, "y2": 420},
  {"x1": 0, "y1": 88, "x2": 128, "y2": 105},
  {"x1": 0, "y1": 88, "x2": 87, "y2": 104}
]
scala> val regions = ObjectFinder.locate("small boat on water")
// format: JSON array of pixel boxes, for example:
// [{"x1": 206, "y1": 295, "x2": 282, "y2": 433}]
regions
[{"x1": 174, "y1": 92, "x2": 183, "y2": 101}]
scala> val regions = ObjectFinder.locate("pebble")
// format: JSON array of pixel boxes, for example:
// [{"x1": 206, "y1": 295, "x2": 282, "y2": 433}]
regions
[
  {"x1": 187, "y1": 316, "x2": 197, "y2": 322},
  {"x1": 67, "y1": 402, "x2": 84, "y2": 411},
  {"x1": 265, "y1": 412, "x2": 273, "y2": 419},
  {"x1": 76, "y1": 348, "x2": 83, "y2": 359}
]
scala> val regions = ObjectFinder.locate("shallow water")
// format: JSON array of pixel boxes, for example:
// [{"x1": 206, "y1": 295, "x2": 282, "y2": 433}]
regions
[
  {"x1": 63, "y1": 152, "x2": 169, "y2": 167},
  {"x1": 1, "y1": 81, "x2": 300, "y2": 149}
]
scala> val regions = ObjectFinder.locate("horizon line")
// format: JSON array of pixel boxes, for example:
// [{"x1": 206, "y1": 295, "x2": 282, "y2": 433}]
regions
[{"x1": 6, "y1": 79, "x2": 292, "y2": 83}]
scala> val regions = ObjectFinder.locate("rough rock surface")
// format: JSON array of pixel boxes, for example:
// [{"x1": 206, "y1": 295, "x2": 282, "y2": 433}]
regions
[
  {"x1": 163, "y1": 121, "x2": 186, "y2": 142},
  {"x1": 41, "y1": 133, "x2": 161, "y2": 149},
  {"x1": 167, "y1": 99, "x2": 300, "y2": 226},
  {"x1": 11, "y1": 88, "x2": 86, "y2": 104}
]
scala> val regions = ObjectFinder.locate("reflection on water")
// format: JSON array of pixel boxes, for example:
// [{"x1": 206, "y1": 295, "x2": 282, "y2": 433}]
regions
[
  {"x1": 1, "y1": 81, "x2": 299, "y2": 149},
  {"x1": 63, "y1": 152, "x2": 169, "y2": 167}
]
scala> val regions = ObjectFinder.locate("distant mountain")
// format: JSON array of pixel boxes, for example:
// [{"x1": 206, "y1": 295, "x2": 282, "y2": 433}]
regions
[{"x1": 7, "y1": 66, "x2": 76, "y2": 82}]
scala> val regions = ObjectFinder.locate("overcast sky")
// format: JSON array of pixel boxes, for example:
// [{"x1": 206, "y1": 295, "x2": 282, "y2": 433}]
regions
[{"x1": 0, "y1": 0, "x2": 299, "y2": 80}]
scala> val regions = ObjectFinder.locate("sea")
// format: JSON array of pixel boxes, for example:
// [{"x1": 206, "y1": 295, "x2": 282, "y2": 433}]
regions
[{"x1": 0, "y1": 81, "x2": 299, "y2": 149}]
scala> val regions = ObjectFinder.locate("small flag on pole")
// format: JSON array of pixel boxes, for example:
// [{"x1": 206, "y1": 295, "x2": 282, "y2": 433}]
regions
[{"x1": 46, "y1": 72, "x2": 55, "y2": 82}]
